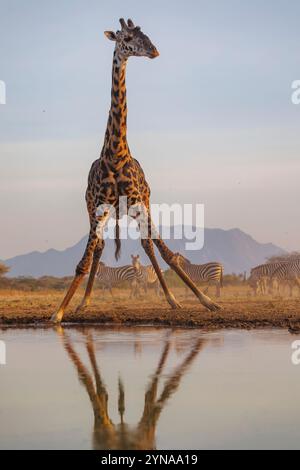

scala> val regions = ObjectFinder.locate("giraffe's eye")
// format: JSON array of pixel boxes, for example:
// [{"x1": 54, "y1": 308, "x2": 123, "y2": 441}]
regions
[{"x1": 124, "y1": 37, "x2": 131, "y2": 43}]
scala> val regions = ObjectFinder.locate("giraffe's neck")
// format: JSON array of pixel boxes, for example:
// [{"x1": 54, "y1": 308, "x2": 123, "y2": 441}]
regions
[{"x1": 103, "y1": 50, "x2": 129, "y2": 164}]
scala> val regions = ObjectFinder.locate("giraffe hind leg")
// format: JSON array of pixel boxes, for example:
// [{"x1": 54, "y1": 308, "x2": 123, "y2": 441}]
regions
[
  {"x1": 141, "y1": 238, "x2": 182, "y2": 309},
  {"x1": 150, "y1": 224, "x2": 221, "y2": 311}
]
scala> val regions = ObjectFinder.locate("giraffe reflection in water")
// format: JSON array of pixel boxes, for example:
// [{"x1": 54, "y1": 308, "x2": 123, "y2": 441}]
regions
[{"x1": 57, "y1": 328, "x2": 207, "y2": 450}]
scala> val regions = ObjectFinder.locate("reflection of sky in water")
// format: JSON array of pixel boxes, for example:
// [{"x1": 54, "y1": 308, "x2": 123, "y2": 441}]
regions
[{"x1": 0, "y1": 327, "x2": 299, "y2": 450}]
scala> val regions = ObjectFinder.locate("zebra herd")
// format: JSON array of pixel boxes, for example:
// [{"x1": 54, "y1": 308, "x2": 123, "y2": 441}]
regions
[
  {"x1": 97, "y1": 254, "x2": 224, "y2": 298},
  {"x1": 96, "y1": 255, "x2": 300, "y2": 300},
  {"x1": 248, "y1": 259, "x2": 300, "y2": 296},
  {"x1": 97, "y1": 255, "x2": 160, "y2": 298}
]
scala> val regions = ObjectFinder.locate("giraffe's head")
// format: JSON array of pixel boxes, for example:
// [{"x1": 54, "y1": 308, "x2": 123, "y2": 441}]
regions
[{"x1": 104, "y1": 18, "x2": 159, "y2": 60}]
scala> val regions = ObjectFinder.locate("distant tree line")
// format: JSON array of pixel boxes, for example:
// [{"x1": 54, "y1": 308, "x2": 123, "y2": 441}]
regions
[
  {"x1": 0, "y1": 274, "x2": 73, "y2": 291},
  {"x1": 0, "y1": 262, "x2": 247, "y2": 292},
  {"x1": 266, "y1": 251, "x2": 300, "y2": 263},
  {"x1": 4, "y1": 252, "x2": 300, "y2": 292}
]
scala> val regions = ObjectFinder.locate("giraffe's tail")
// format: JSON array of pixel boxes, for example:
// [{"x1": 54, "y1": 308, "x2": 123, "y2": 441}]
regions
[{"x1": 115, "y1": 217, "x2": 121, "y2": 261}]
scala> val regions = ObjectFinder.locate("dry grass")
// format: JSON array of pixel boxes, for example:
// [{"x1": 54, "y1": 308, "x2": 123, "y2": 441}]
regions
[{"x1": 0, "y1": 284, "x2": 300, "y2": 331}]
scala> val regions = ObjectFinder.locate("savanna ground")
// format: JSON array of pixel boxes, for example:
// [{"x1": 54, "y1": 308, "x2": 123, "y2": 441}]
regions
[{"x1": 1, "y1": 281, "x2": 300, "y2": 331}]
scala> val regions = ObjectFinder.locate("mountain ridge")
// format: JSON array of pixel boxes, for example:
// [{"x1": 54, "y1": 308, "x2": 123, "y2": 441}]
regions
[{"x1": 3, "y1": 226, "x2": 286, "y2": 278}]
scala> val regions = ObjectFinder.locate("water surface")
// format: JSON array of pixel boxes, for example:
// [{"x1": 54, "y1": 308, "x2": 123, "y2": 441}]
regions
[{"x1": 0, "y1": 326, "x2": 299, "y2": 450}]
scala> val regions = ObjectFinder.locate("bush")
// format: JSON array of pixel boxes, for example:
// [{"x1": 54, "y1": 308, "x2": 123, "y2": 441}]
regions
[{"x1": 0, "y1": 263, "x2": 9, "y2": 277}]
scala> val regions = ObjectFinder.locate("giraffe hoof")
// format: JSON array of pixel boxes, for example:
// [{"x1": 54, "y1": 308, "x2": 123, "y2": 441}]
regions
[
  {"x1": 197, "y1": 293, "x2": 221, "y2": 312},
  {"x1": 50, "y1": 313, "x2": 62, "y2": 324},
  {"x1": 167, "y1": 295, "x2": 182, "y2": 309},
  {"x1": 205, "y1": 301, "x2": 222, "y2": 312},
  {"x1": 75, "y1": 303, "x2": 87, "y2": 314},
  {"x1": 211, "y1": 303, "x2": 222, "y2": 311}
]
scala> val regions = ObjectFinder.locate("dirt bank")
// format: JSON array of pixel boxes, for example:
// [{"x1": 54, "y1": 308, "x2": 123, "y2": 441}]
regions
[{"x1": 0, "y1": 289, "x2": 300, "y2": 331}]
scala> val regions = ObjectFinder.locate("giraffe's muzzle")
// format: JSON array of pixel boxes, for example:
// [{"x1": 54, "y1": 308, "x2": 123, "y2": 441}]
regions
[{"x1": 149, "y1": 48, "x2": 159, "y2": 59}]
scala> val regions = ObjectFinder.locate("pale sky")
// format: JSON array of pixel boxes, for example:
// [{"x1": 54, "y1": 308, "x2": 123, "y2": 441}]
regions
[{"x1": 0, "y1": 0, "x2": 299, "y2": 259}]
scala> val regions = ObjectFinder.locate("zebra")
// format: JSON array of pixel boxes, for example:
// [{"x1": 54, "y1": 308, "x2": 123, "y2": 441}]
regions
[
  {"x1": 174, "y1": 253, "x2": 224, "y2": 298},
  {"x1": 131, "y1": 255, "x2": 161, "y2": 297},
  {"x1": 271, "y1": 260, "x2": 300, "y2": 297},
  {"x1": 97, "y1": 262, "x2": 142, "y2": 298},
  {"x1": 248, "y1": 262, "x2": 289, "y2": 296},
  {"x1": 247, "y1": 275, "x2": 266, "y2": 296}
]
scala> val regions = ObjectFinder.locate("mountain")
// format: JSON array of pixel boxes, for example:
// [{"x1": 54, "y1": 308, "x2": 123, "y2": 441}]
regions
[{"x1": 3, "y1": 226, "x2": 286, "y2": 278}]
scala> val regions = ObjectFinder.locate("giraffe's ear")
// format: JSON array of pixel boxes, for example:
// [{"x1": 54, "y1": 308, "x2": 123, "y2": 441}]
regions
[{"x1": 104, "y1": 31, "x2": 117, "y2": 41}]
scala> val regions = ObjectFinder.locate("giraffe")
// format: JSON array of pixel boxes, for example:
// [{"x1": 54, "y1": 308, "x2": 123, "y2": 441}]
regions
[
  {"x1": 57, "y1": 327, "x2": 206, "y2": 450},
  {"x1": 51, "y1": 18, "x2": 220, "y2": 323}
]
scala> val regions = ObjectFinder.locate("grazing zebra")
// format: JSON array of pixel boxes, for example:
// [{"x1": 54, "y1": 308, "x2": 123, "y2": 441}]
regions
[
  {"x1": 247, "y1": 275, "x2": 266, "y2": 296},
  {"x1": 248, "y1": 262, "x2": 289, "y2": 296},
  {"x1": 271, "y1": 260, "x2": 300, "y2": 297},
  {"x1": 131, "y1": 255, "x2": 161, "y2": 297},
  {"x1": 97, "y1": 262, "x2": 142, "y2": 298},
  {"x1": 174, "y1": 254, "x2": 224, "y2": 298}
]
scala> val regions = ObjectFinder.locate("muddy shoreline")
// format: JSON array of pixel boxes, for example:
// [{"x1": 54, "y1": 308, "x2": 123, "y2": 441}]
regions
[{"x1": 1, "y1": 294, "x2": 300, "y2": 332}]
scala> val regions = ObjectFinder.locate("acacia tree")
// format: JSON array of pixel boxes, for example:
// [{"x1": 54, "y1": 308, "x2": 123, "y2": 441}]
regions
[{"x1": 0, "y1": 263, "x2": 9, "y2": 277}]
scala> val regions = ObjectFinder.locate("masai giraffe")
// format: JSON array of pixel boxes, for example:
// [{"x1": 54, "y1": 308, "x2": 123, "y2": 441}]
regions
[
  {"x1": 51, "y1": 18, "x2": 220, "y2": 323},
  {"x1": 58, "y1": 327, "x2": 206, "y2": 450}
]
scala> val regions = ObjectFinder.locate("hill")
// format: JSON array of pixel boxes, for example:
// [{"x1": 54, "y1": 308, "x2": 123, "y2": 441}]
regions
[{"x1": 3, "y1": 227, "x2": 286, "y2": 278}]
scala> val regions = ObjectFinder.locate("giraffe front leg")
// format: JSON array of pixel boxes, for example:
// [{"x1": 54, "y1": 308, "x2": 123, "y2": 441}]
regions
[
  {"x1": 51, "y1": 217, "x2": 107, "y2": 323},
  {"x1": 141, "y1": 238, "x2": 182, "y2": 309},
  {"x1": 75, "y1": 240, "x2": 105, "y2": 314},
  {"x1": 50, "y1": 237, "x2": 97, "y2": 323}
]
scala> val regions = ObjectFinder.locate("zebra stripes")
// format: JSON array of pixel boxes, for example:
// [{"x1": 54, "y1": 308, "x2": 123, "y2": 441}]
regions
[
  {"x1": 131, "y1": 255, "x2": 160, "y2": 297},
  {"x1": 271, "y1": 260, "x2": 300, "y2": 293},
  {"x1": 249, "y1": 260, "x2": 300, "y2": 296},
  {"x1": 97, "y1": 262, "x2": 143, "y2": 296},
  {"x1": 272, "y1": 260, "x2": 300, "y2": 279},
  {"x1": 250, "y1": 262, "x2": 288, "y2": 279},
  {"x1": 174, "y1": 254, "x2": 224, "y2": 298},
  {"x1": 249, "y1": 262, "x2": 288, "y2": 295}
]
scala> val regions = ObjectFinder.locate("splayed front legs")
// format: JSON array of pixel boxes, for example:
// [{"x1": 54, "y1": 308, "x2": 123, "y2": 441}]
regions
[{"x1": 75, "y1": 240, "x2": 104, "y2": 314}]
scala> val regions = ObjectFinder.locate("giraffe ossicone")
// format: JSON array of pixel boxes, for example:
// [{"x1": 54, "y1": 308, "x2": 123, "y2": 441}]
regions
[{"x1": 50, "y1": 18, "x2": 220, "y2": 323}]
